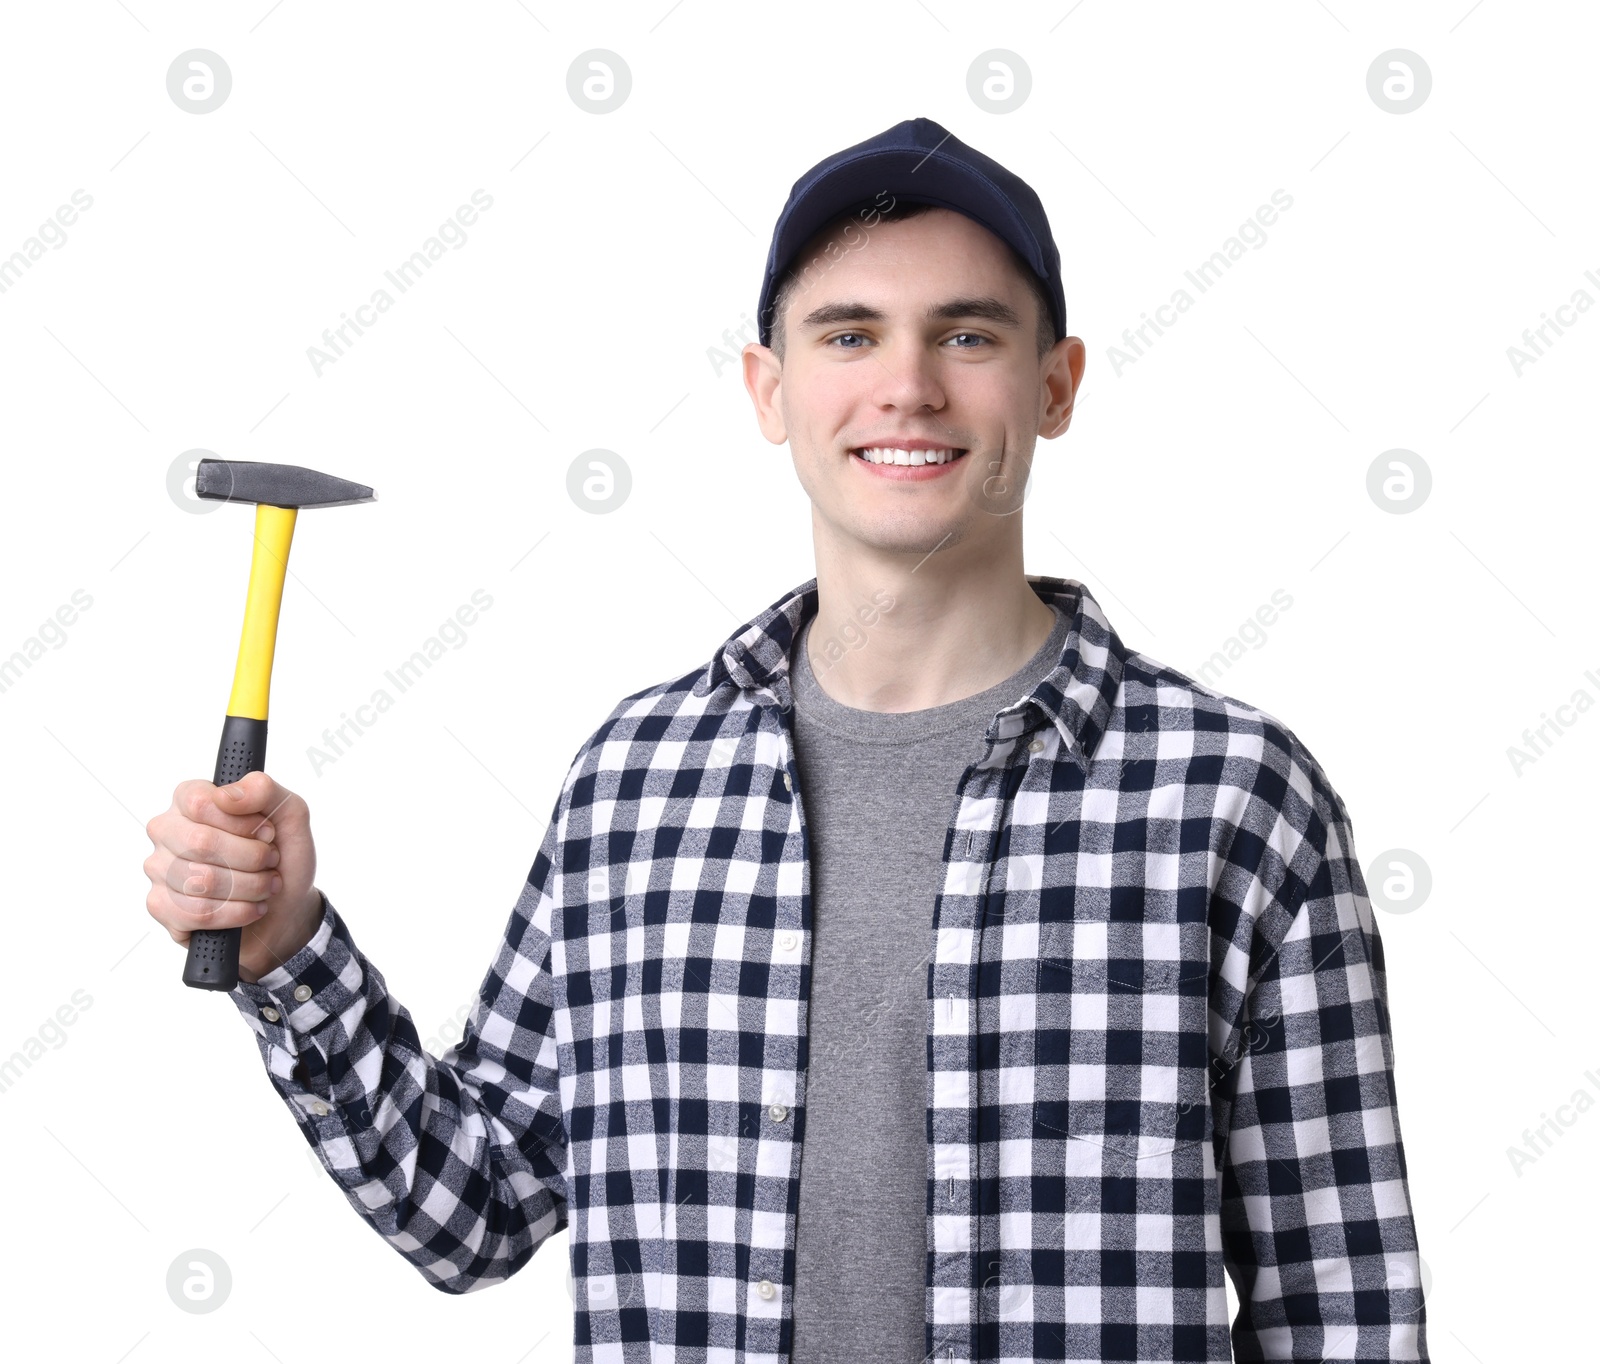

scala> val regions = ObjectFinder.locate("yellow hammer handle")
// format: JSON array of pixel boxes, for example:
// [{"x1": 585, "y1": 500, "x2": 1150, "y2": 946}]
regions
[{"x1": 226, "y1": 503, "x2": 298, "y2": 720}]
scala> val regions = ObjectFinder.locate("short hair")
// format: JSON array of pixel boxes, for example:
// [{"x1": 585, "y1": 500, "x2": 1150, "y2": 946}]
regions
[{"x1": 766, "y1": 198, "x2": 1057, "y2": 364}]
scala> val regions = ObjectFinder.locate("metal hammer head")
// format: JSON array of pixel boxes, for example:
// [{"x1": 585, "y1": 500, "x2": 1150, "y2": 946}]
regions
[{"x1": 196, "y1": 458, "x2": 377, "y2": 509}]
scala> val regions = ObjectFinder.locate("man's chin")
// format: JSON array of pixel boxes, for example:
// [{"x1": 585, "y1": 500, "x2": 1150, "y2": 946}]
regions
[{"x1": 836, "y1": 515, "x2": 969, "y2": 562}]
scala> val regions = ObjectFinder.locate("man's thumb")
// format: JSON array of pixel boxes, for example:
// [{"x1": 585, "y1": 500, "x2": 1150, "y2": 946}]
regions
[{"x1": 217, "y1": 770, "x2": 277, "y2": 814}]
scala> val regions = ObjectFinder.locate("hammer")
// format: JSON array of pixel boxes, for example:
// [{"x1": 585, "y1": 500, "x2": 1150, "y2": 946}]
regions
[{"x1": 182, "y1": 458, "x2": 376, "y2": 992}]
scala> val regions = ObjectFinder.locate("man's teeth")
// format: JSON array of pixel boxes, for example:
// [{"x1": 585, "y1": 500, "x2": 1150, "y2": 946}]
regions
[{"x1": 856, "y1": 447, "x2": 964, "y2": 466}]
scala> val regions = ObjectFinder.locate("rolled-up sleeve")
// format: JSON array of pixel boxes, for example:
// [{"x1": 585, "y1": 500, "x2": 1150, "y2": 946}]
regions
[
  {"x1": 228, "y1": 809, "x2": 570, "y2": 1295},
  {"x1": 1215, "y1": 795, "x2": 1430, "y2": 1361}
]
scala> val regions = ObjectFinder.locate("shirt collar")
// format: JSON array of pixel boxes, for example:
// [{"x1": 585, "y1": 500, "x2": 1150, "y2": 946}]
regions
[{"x1": 692, "y1": 574, "x2": 1126, "y2": 773}]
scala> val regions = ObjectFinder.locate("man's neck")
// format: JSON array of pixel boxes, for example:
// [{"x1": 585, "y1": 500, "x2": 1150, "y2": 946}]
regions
[{"x1": 805, "y1": 533, "x2": 1057, "y2": 714}]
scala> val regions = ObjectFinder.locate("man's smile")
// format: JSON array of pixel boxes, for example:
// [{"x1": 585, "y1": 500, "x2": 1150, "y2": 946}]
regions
[{"x1": 849, "y1": 443, "x2": 970, "y2": 480}]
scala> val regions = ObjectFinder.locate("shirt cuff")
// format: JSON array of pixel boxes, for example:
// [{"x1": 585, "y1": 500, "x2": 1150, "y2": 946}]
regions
[
  {"x1": 229, "y1": 890, "x2": 364, "y2": 1033},
  {"x1": 228, "y1": 891, "x2": 377, "y2": 1132}
]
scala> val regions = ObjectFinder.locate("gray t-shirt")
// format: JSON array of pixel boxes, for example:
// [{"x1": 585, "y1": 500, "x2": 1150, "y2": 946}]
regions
[{"x1": 785, "y1": 603, "x2": 1070, "y2": 1364}]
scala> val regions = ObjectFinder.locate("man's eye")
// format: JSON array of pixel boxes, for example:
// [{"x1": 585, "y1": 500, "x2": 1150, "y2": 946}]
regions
[
  {"x1": 827, "y1": 332, "x2": 869, "y2": 349},
  {"x1": 947, "y1": 332, "x2": 990, "y2": 348}
]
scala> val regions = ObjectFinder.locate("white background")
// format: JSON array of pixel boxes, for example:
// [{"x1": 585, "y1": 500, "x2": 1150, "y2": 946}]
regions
[{"x1": 1, "y1": 2, "x2": 1593, "y2": 1359}]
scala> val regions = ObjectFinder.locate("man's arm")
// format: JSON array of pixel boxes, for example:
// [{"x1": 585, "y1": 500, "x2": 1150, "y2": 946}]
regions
[
  {"x1": 229, "y1": 810, "x2": 570, "y2": 1295},
  {"x1": 1213, "y1": 790, "x2": 1430, "y2": 1361}
]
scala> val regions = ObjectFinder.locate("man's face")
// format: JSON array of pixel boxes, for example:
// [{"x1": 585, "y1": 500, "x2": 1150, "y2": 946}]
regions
[{"x1": 743, "y1": 206, "x2": 1082, "y2": 562}]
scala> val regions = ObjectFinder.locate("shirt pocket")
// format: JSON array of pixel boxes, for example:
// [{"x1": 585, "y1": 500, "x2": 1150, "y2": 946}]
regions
[
  {"x1": 1058, "y1": 954, "x2": 1213, "y2": 1144},
  {"x1": 1063, "y1": 1102, "x2": 1208, "y2": 1161},
  {"x1": 1061, "y1": 1093, "x2": 1213, "y2": 1224}
]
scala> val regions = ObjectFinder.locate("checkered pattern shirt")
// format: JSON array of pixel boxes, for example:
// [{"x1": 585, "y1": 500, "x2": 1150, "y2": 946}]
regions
[{"x1": 231, "y1": 574, "x2": 1430, "y2": 1363}]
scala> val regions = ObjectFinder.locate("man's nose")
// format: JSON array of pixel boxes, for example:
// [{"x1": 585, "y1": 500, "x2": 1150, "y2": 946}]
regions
[{"x1": 868, "y1": 339, "x2": 948, "y2": 415}]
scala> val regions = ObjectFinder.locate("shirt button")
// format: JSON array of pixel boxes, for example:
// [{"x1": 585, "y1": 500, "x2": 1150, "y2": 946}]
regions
[
  {"x1": 782, "y1": 772, "x2": 793, "y2": 792},
  {"x1": 260, "y1": 1006, "x2": 281, "y2": 1023},
  {"x1": 310, "y1": 1100, "x2": 329, "y2": 1116},
  {"x1": 293, "y1": 985, "x2": 313, "y2": 1003},
  {"x1": 1028, "y1": 737, "x2": 1046, "y2": 754},
  {"x1": 779, "y1": 931, "x2": 799, "y2": 952},
  {"x1": 757, "y1": 1279, "x2": 776, "y2": 1300},
  {"x1": 768, "y1": 1103, "x2": 789, "y2": 1122}
]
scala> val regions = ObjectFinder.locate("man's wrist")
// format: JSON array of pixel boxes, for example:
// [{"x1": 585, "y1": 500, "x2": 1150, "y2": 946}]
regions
[{"x1": 240, "y1": 888, "x2": 326, "y2": 984}]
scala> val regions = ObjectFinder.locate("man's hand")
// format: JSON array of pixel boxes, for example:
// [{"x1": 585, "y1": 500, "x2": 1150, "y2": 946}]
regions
[{"x1": 143, "y1": 771, "x2": 323, "y2": 984}]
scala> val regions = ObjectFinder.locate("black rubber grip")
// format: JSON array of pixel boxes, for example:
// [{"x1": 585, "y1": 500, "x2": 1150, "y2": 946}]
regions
[{"x1": 182, "y1": 714, "x2": 269, "y2": 991}]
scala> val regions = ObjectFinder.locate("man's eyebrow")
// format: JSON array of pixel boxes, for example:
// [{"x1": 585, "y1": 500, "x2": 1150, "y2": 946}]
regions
[
  {"x1": 928, "y1": 296, "x2": 1023, "y2": 328},
  {"x1": 796, "y1": 296, "x2": 1023, "y2": 332}
]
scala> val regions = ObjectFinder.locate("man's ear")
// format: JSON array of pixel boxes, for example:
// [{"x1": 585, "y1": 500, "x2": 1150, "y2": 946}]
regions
[
  {"x1": 743, "y1": 343, "x2": 788, "y2": 445},
  {"x1": 1038, "y1": 336, "x2": 1086, "y2": 440}
]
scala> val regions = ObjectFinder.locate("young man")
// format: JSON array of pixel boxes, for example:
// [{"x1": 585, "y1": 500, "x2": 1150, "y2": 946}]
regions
[{"x1": 144, "y1": 118, "x2": 1430, "y2": 1363}]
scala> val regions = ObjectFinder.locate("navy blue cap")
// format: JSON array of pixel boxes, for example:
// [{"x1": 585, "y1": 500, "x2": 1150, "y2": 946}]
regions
[{"x1": 756, "y1": 116, "x2": 1067, "y2": 349}]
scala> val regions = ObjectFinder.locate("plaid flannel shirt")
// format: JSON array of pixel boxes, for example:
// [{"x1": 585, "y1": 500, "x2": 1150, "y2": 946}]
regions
[{"x1": 231, "y1": 574, "x2": 1430, "y2": 1363}]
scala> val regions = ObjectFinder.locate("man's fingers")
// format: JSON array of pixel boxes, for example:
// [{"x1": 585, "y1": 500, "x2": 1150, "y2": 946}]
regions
[
  {"x1": 164, "y1": 819, "x2": 280, "y2": 873},
  {"x1": 145, "y1": 772, "x2": 307, "y2": 951},
  {"x1": 163, "y1": 856, "x2": 280, "y2": 905},
  {"x1": 147, "y1": 883, "x2": 269, "y2": 935}
]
